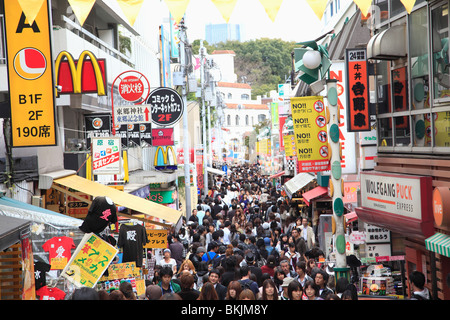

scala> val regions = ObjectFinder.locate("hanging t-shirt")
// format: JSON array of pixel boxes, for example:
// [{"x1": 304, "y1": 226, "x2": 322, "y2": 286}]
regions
[
  {"x1": 79, "y1": 196, "x2": 118, "y2": 234},
  {"x1": 42, "y1": 236, "x2": 76, "y2": 270},
  {"x1": 35, "y1": 286, "x2": 66, "y2": 300},
  {"x1": 34, "y1": 261, "x2": 51, "y2": 290},
  {"x1": 117, "y1": 224, "x2": 148, "y2": 268}
]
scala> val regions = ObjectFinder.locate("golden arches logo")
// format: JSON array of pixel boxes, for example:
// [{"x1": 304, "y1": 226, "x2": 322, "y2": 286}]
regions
[
  {"x1": 154, "y1": 146, "x2": 178, "y2": 168},
  {"x1": 54, "y1": 50, "x2": 106, "y2": 97}
]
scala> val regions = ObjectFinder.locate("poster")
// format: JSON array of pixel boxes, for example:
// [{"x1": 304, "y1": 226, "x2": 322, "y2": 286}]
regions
[
  {"x1": 283, "y1": 135, "x2": 297, "y2": 157},
  {"x1": 61, "y1": 233, "x2": 118, "y2": 288},
  {"x1": 144, "y1": 229, "x2": 168, "y2": 249},
  {"x1": 92, "y1": 137, "x2": 121, "y2": 175},
  {"x1": 290, "y1": 96, "x2": 329, "y2": 172}
]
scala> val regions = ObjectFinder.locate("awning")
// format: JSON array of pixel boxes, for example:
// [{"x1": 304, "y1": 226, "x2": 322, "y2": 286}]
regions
[
  {"x1": 51, "y1": 174, "x2": 181, "y2": 227},
  {"x1": 269, "y1": 171, "x2": 285, "y2": 179},
  {"x1": 345, "y1": 211, "x2": 358, "y2": 224},
  {"x1": 425, "y1": 233, "x2": 450, "y2": 258},
  {"x1": 206, "y1": 167, "x2": 225, "y2": 176},
  {"x1": 367, "y1": 25, "x2": 406, "y2": 60},
  {"x1": 0, "y1": 215, "x2": 30, "y2": 251},
  {"x1": 302, "y1": 186, "x2": 329, "y2": 206},
  {"x1": 283, "y1": 172, "x2": 315, "y2": 198},
  {"x1": 0, "y1": 194, "x2": 82, "y2": 228}
]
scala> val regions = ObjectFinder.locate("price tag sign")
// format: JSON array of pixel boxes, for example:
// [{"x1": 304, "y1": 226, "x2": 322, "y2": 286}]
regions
[
  {"x1": 3, "y1": 0, "x2": 56, "y2": 147},
  {"x1": 146, "y1": 87, "x2": 184, "y2": 126}
]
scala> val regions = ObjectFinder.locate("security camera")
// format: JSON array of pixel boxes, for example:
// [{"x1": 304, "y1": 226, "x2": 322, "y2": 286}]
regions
[{"x1": 55, "y1": 85, "x2": 63, "y2": 93}]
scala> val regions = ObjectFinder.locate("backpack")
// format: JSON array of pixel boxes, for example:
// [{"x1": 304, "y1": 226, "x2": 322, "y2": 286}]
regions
[
  {"x1": 206, "y1": 252, "x2": 219, "y2": 271},
  {"x1": 239, "y1": 279, "x2": 255, "y2": 291}
]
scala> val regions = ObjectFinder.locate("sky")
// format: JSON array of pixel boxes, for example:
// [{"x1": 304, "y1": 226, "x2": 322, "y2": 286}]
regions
[{"x1": 180, "y1": 0, "x2": 325, "y2": 43}]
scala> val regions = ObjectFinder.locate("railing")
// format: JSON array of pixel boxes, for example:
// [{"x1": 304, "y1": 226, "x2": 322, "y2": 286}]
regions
[{"x1": 61, "y1": 15, "x2": 134, "y2": 68}]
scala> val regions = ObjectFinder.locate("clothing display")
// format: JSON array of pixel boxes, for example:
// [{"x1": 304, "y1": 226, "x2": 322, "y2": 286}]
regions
[
  {"x1": 79, "y1": 196, "x2": 117, "y2": 234},
  {"x1": 42, "y1": 236, "x2": 76, "y2": 270},
  {"x1": 117, "y1": 223, "x2": 148, "y2": 268},
  {"x1": 34, "y1": 261, "x2": 51, "y2": 290},
  {"x1": 35, "y1": 285, "x2": 66, "y2": 300}
]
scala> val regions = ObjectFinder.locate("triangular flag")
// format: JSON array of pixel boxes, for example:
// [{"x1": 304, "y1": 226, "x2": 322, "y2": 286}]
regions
[
  {"x1": 353, "y1": 0, "x2": 373, "y2": 17},
  {"x1": 17, "y1": 0, "x2": 46, "y2": 24},
  {"x1": 211, "y1": 0, "x2": 238, "y2": 23},
  {"x1": 400, "y1": 0, "x2": 417, "y2": 14},
  {"x1": 305, "y1": 0, "x2": 329, "y2": 20},
  {"x1": 259, "y1": 0, "x2": 283, "y2": 22},
  {"x1": 164, "y1": 0, "x2": 190, "y2": 24},
  {"x1": 67, "y1": 0, "x2": 96, "y2": 26},
  {"x1": 116, "y1": 0, "x2": 145, "y2": 26}
]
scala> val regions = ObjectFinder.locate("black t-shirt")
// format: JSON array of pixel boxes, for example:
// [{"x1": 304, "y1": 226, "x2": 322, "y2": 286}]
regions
[
  {"x1": 117, "y1": 224, "x2": 148, "y2": 267},
  {"x1": 34, "y1": 261, "x2": 51, "y2": 290},
  {"x1": 79, "y1": 196, "x2": 117, "y2": 234}
]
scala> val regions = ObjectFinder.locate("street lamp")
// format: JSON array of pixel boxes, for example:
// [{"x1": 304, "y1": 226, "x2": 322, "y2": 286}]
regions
[{"x1": 294, "y1": 40, "x2": 349, "y2": 282}]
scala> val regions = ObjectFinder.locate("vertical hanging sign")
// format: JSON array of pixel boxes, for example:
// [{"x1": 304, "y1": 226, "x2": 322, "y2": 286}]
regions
[
  {"x1": 3, "y1": 0, "x2": 57, "y2": 147},
  {"x1": 345, "y1": 48, "x2": 370, "y2": 132}
]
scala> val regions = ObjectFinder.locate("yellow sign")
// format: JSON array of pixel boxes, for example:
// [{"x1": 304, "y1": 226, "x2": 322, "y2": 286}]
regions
[
  {"x1": 3, "y1": 0, "x2": 56, "y2": 147},
  {"x1": 154, "y1": 146, "x2": 178, "y2": 168},
  {"x1": 61, "y1": 233, "x2": 118, "y2": 288},
  {"x1": 144, "y1": 229, "x2": 168, "y2": 249},
  {"x1": 100, "y1": 262, "x2": 140, "y2": 281},
  {"x1": 291, "y1": 96, "x2": 330, "y2": 172},
  {"x1": 283, "y1": 134, "x2": 297, "y2": 157}
]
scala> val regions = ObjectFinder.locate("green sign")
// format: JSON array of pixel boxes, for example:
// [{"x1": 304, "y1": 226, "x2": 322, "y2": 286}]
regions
[{"x1": 146, "y1": 190, "x2": 176, "y2": 204}]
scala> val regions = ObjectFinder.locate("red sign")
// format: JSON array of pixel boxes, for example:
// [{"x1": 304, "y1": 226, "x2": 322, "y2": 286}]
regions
[
  {"x1": 345, "y1": 48, "x2": 370, "y2": 131},
  {"x1": 119, "y1": 76, "x2": 144, "y2": 102},
  {"x1": 93, "y1": 152, "x2": 120, "y2": 170},
  {"x1": 151, "y1": 128, "x2": 174, "y2": 146}
]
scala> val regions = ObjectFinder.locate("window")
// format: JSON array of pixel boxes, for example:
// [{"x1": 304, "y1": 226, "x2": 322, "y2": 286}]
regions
[
  {"x1": 227, "y1": 115, "x2": 231, "y2": 126},
  {"x1": 241, "y1": 94, "x2": 249, "y2": 100},
  {"x1": 228, "y1": 93, "x2": 232, "y2": 99},
  {"x1": 390, "y1": 0, "x2": 406, "y2": 17},
  {"x1": 431, "y1": 3, "x2": 449, "y2": 102},
  {"x1": 245, "y1": 115, "x2": 249, "y2": 125},
  {"x1": 236, "y1": 115, "x2": 239, "y2": 126}
]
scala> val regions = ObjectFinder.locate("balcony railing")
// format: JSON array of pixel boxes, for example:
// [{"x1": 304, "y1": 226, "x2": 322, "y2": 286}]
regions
[{"x1": 61, "y1": 15, "x2": 134, "y2": 68}]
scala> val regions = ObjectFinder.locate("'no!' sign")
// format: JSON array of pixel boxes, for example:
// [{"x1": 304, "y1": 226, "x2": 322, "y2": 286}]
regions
[{"x1": 147, "y1": 87, "x2": 184, "y2": 126}]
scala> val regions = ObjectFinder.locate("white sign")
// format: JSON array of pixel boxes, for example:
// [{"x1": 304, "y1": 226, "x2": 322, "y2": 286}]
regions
[
  {"x1": 114, "y1": 104, "x2": 152, "y2": 125},
  {"x1": 349, "y1": 231, "x2": 367, "y2": 244},
  {"x1": 365, "y1": 224, "x2": 391, "y2": 243},
  {"x1": 361, "y1": 172, "x2": 424, "y2": 220},
  {"x1": 365, "y1": 243, "x2": 392, "y2": 259},
  {"x1": 92, "y1": 137, "x2": 121, "y2": 175}
]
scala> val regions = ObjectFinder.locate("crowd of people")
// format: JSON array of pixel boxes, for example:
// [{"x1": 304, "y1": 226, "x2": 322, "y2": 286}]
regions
[{"x1": 141, "y1": 163, "x2": 359, "y2": 301}]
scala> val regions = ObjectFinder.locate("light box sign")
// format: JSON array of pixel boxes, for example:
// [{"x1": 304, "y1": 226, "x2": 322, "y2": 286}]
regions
[
  {"x1": 151, "y1": 128, "x2": 174, "y2": 146},
  {"x1": 360, "y1": 171, "x2": 431, "y2": 220},
  {"x1": 92, "y1": 137, "x2": 121, "y2": 175},
  {"x1": 3, "y1": 0, "x2": 57, "y2": 147},
  {"x1": 345, "y1": 48, "x2": 370, "y2": 132}
]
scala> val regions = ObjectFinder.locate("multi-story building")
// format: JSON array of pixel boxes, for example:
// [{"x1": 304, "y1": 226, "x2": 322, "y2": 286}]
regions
[{"x1": 205, "y1": 23, "x2": 242, "y2": 45}]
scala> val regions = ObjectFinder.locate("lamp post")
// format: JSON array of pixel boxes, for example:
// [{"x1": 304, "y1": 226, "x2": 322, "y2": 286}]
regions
[{"x1": 294, "y1": 41, "x2": 349, "y2": 282}]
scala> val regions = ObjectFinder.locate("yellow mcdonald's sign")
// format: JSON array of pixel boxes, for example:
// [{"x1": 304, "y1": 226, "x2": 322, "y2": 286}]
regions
[
  {"x1": 54, "y1": 50, "x2": 106, "y2": 97},
  {"x1": 154, "y1": 146, "x2": 178, "y2": 169}
]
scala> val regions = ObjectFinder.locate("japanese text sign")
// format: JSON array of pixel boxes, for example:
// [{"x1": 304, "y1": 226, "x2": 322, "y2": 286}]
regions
[
  {"x1": 62, "y1": 233, "x2": 118, "y2": 288},
  {"x1": 114, "y1": 104, "x2": 152, "y2": 125},
  {"x1": 283, "y1": 135, "x2": 297, "y2": 157},
  {"x1": 3, "y1": 0, "x2": 56, "y2": 147},
  {"x1": 144, "y1": 229, "x2": 168, "y2": 249},
  {"x1": 146, "y1": 87, "x2": 184, "y2": 126},
  {"x1": 92, "y1": 137, "x2": 121, "y2": 175},
  {"x1": 345, "y1": 48, "x2": 370, "y2": 131},
  {"x1": 152, "y1": 128, "x2": 174, "y2": 146},
  {"x1": 290, "y1": 96, "x2": 329, "y2": 173}
]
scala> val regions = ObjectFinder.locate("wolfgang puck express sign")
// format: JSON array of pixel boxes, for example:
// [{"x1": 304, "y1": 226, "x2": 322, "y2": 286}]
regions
[
  {"x1": 360, "y1": 172, "x2": 431, "y2": 220},
  {"x1": 3, "y1": 0, "x2": 56, "y2": 147}
]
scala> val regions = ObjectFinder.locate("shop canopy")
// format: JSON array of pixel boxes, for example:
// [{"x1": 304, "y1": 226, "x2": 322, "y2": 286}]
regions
[
  {"x1": 0, "y1": 215, "x2": 30, "y2": 251},
  {"x1": 206, "y1": 167, "x2": 226, "y2": 176},
  {"x1": 0, "y1": 193, "x2": 82, "y2": 228},
  {"x1": 269, "y1": 171, "x2": 285, "y2": 179},
  {"x1": 51, "y1": 174, "x2": 182, "y2": 228},
  {"x1": 283, "y1": 172, "x2": 315, "y2": 198},
  {"x1": 302, "y1": 186, "x2": 329, "y2": 206},
  {"x1": 345, "y1": 211, "x2": 358, "y2": 224},
  {"x1": 425, "y1": 233, "x2": 450, "y2": 258}
]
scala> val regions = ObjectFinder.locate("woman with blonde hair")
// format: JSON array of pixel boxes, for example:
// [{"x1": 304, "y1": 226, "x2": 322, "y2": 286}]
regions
[{"x1": 177, "y1": 259, "x2": 198, "y2": 289}]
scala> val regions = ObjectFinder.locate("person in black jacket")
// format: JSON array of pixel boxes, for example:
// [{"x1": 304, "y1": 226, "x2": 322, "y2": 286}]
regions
[{"x1": 208, "y1": 268, "x2": 227, "y2": 300}]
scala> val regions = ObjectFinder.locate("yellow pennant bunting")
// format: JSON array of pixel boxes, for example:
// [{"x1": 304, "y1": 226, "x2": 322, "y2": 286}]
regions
[
  {"x1": 164, "y1": 0, "x2": 190, "y2": 24},
  {"x1": 67, "y1": 0, "x2": 96, "y2": 26},
  {"x1": 211, "y1": 0, "x2": 238, "y2": 23},
  {"x1": 17, "y1": 0, "x2": 46, "y2": 24},
  {"x1": 116, "y1": 0, "x2": 145, "y2": 26},
  {"x1": 259, "y1": 0, "x2": 283, "y2": 22},
  {"x1": 400, "y1": 0, "x2": 417, "y2": 13},
  {"x1": 353, "y1": 0, "x2": 373, "y2": 17},
  {"x1": 305, "y1": 0, "x2": 328, "y2": 20}
]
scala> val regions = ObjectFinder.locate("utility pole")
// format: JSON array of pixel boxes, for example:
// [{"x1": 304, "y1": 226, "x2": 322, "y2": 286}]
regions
[
  {"x1": 199, "y1": 40, "x2": 208, "y2": 198},
  {"x1": 179, "y1": 20, "x2": 192, "y2": 220}
]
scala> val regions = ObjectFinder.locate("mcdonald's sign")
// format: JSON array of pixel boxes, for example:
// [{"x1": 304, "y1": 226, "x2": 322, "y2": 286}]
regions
[
  {"x1": 55, "y1": 50, "x2": 107, "y2": 97},
  {"x1": 154, "y1": 146, "x2": 177, "y2": 171}
]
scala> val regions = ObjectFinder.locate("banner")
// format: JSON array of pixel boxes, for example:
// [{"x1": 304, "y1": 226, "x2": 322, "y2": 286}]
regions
[
  {"x1": 271, "y1": 102, "x2": 279, "y2": 131},
  {"x1": 164, "y1": 0, "x2": 190, "y2": 24},
  {"x1": 17, "y1": 0, "x2": 45, "y2": 24},
  {"x1": 259, "y1": 0, "x2": 283, "y2": 22},
  {"x1": 61, "y1": 233, "x2": 118, "y2": 288},
  {"x1": 291, "y1": 96, "x2": 329, "y2": 172},
  {"x1": 67, "y1": 0, "x2": 96, "y2": 26},
  {"x1": 211, "y1": 0, "x2": 238, "y2": 23},
  {"x1": 305, "y1": 0, "x2": 328, "y2": 20},
  {"x1": 352, "y1": 0, "x2": 372, "y2": 17},
  {"x1": 116, "y1": 0, "x2": 144, "y2": 26},
  {"x1": 283, "y1": 135, "x2": 297, "y2": 157}
]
